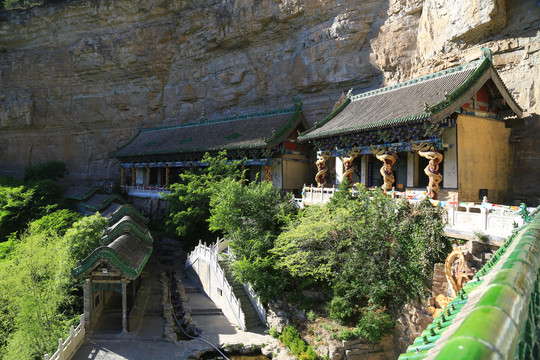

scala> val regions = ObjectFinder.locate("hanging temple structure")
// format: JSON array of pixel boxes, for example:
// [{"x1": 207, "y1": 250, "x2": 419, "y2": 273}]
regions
[{"x1": 112, "y1": 49, "x2": 522, "y2": 204}]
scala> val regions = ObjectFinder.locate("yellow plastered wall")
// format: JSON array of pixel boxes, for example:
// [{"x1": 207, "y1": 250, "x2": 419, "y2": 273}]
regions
[
  {"x1": 457, "y1": 115, "x2": 512, "y2": 203},
  {"x1": 282, "y1": 153, "x2": 310, "y2": 191}
]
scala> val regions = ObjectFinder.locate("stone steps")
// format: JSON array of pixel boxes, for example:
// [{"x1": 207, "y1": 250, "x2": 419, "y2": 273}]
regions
[{"x1": 219, "y1": 260, "x2": 263, "y2": 330}]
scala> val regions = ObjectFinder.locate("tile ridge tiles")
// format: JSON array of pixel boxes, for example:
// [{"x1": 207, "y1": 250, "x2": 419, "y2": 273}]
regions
[
  {"x1": 349, "y1": 59, "x2": 484, "y2": 102},
  {"x1": 141, "y1": 106, "x2": 298, "y2": 133}
]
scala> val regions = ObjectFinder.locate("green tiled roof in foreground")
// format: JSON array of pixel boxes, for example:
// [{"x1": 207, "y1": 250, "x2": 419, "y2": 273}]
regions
[
  {"x1": 112, "y1": 105, "x2": 307, "y2": 158},
  {"x1": 300, "y1": 54, "x2": 522, "y2": 142},
  {"x1": 72, "y1": 205, "x2": 153, "y2": 280},
  {"x1": 399, "y1": 206, "x2": 540, "y2": 360}
]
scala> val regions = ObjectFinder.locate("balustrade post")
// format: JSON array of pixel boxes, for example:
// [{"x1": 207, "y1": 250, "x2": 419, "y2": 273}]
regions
[
  {"x1": 58, "y1": 338, "x2": 64, "y2": 360},
  {"x1": 121, "y1": 280, "x2": 128, "y2": 333},
  {"x1": 44, "y1": 355, "x2": 49, "y2": 360},
  {"x1": 70, "y1": 325, "x2": 74, "y2": 338}
]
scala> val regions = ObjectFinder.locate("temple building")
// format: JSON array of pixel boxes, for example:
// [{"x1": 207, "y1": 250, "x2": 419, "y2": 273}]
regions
[
  {"x1": 112, "y1": 102, "x2": 311, "y2": 195},
  {"x1": 298, "y1": 49, "x2": 522, "y2": 203}
]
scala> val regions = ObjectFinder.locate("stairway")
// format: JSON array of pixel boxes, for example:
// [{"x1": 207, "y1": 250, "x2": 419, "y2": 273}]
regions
[{"x1": 220, "y1": 260, "x2": 263, "y2": 330}]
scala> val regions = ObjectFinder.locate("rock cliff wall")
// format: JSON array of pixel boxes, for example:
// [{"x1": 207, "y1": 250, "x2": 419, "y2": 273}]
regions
[{"x1": 0, "y1": 0, "x2": 538, "y2": 201}]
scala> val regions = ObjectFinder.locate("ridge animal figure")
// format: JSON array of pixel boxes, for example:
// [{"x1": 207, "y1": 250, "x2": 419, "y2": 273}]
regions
[
  {"x1": 315, "y1": 151, "x2": 331, "y2": 187},
  {"x1": 411, "y1": 141, "x2": 443, "y2": 199},
  {"x1": 371, "y1": 145, "x2": 397, "y2": 191}
]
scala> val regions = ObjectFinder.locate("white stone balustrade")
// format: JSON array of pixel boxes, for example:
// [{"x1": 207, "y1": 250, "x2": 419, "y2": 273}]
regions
[
  {"x1": 125, "y1": 187, "x2": 171, "y2": 199},
  {"x1": 44, "y1": 314, "x2": 85, "y2": 360}
]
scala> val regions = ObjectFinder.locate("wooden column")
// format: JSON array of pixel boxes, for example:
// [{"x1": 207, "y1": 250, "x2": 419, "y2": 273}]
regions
[
  {"x1": 146, "y1": 166, "x2": 151, "y2": 187},
  {"x1": 83, "y1": 279, "x2": 92, "y2": 332},
  {"x1": 131, "y1": 167, "x2": 136, "y2": 187},
  {"x1": 165, "y1": 166, "x2": 170, "y2": 187},
  {"x1": 121, "y1": 168, "x2": 126, "y2": 187},
  {"x1": 121, "y1": 280, "x2": 128, "y2": 333}
]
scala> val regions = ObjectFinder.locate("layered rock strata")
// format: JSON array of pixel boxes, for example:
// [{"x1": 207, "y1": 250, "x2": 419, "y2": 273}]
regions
[{"x1": 0, "y1": 0, "x2": 538, "y2": 202}]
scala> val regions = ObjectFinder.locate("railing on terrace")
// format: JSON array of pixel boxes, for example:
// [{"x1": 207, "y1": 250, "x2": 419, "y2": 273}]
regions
[
  {"x1": 44, "y1": 314, "x2": 85, "y2": 360},
  {"x1": 297, "y1": 185, "x2": 533, "y2": 239},
  {"x1": 123, "y1": 186, "x2": 171, "y2": 199}
]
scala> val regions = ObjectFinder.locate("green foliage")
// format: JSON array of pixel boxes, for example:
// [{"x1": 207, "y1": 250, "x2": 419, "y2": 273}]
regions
[
  {"x1": 23, "y1": 160, "x2": 67, "y2": 182},
  {"x1": 64, "y1": 213, "x2": 109, "y2": 261},
  {"x1": 28, "y1": 209, "x2": 81, "y2": 237},
  {"x1": 164, "y1": 151, "x2": 242, "y2": 248},
  {"x1": 0, "y1": 239, "x2": 15, "y2": 260},
  {"x1": 0, "y1": 179, "x2": 63, "y2": 242},
  {"x1": 0, "y1": 209, "x2": 107, "y2": 359},
  {"x1": 279, "y1": 326, "x2": 318, "y2": 360},
  {"x1": 208, "y1": 176, "x2": 293, "y2": 301},
  {"x1": 269, "y1": 327, "x2": 279, "y2": 338},
  {"x1": 0, "y1": 229, "x2": 76, "y2": 359},
  {"x1": 274, "y1": 184, "x2": 450, "y2": 325},
  {"x1": 355, "y1": 308, "x2": 394, "y2": 343}
]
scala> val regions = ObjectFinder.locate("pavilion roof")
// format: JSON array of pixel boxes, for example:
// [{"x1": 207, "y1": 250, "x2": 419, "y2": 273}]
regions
[
  {"x1": 72, "y1": 206, "x2": 152, "y2": 280},
  {"x1": 300, "y1": 54, "x2": 522, "y2": 142},
  {"x1": 72, "y1": 233, "x2": 152, "y2": 280},
  {"x1": 112, "y1": 104, "x2": 307, "y2": 159}
]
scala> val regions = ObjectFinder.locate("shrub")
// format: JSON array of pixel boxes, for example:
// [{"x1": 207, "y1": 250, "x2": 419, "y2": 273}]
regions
[
  {"x1": 279, "y1": 326, "x2": 318, "y2": 359},
  {"x1": 329, "y1": 296, "x2": 355, "y2": 324},
  {"x1": 24, "y1": 160, "x2": 67, "y2": 182},
  {"x1": 355, "y1": 308, "x2": 394, "y2": 343},
  {"x1": 269, "y1": 327, "x2": 279, "y2": 338}
]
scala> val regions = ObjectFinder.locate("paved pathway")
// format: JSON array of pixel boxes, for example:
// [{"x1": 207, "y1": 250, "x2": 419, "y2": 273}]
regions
[{"x1": 72, "y1": 256, "x2": 271, "y2": 360}]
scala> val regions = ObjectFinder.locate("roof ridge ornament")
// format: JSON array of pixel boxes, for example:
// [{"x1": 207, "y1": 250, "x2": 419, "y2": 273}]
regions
[
  {"x1": 199, "y1": 107, "x2": 208, "y2": 123},
  {"x1": 481, "y1": 47, "x2": 493, "y2": 62},
  {"x1": 293, "y1": 96, "x2": 302, "y2": 108}
]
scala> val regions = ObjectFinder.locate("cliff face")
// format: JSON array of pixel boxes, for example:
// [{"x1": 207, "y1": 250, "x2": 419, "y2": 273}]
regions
[{"x1": 0, "y1": 0, "x2": 539, "y2": 201}]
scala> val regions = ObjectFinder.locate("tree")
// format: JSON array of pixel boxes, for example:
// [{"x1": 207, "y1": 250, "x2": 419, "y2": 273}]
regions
[
  {"x1": 164, "y1": 151, "x2": 242, "y2": 248},
  {"x1": 64, "y1": 213, "x2": 108, "y2": 263},
  {"x1": 0, "y1": 230, "x2": 75, "y2": 359},
  {"x1": 272, "y1": 183, "x2": 450, "y2": 324},
  {"x1": 209, "y1": 177, "x2": 294, "y2": 301},
  {"x1": 0, "y1": 179, "x2": 63, "y2": 242}
]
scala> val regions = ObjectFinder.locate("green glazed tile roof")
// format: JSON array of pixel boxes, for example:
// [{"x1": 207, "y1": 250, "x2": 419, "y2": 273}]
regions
[
  {"x1": 300, "y1": 55, "x2": 522, "y2": 141},
  {"x1": 398, "y1": 206, "x2": 540, "y2": 360},
  {"x1": 72, "y1": 234, "x2": 152, "y2": 280},
  {"x1": 72, "y1": 204, "x2": 153, "y2": 280},
  {"x1": 112, "y1": 105, "x2": 307, "y2": 158}
]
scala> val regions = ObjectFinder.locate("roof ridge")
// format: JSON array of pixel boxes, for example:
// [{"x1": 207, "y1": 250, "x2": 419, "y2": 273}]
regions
[
  {"x1": 349, "y1": 59, "x2": 484, "y2": 102},
  {"x1": 142, "y1": 106, "x2": 298, "y2": 133}
]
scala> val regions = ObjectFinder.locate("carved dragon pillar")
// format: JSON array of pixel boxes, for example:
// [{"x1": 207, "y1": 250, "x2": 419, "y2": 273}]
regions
[
  {"x1": 131, "y1": 167, "x2": 136, "y2": 187},
  {"x1": 121, "y1": 167, "x2": 125, "y2": 187},
  {"x1": 371, "y1": 146, "x2": 397, "y2": 191},
  {"x1": 165, "y1": 166, "x2": 170, "y2": 187},
  {"x1": 412, "y1": 142, "x2": 443, "y2": 200},
  {"x1": 315, "y1": 151, "x2": 331, "y2": 187},
  {"x1": 146, "y1": 165, "x2": 151, "y2": 187},
  {"x1": 340, "y1": 147, "x2": 360, "y2": 186}
]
